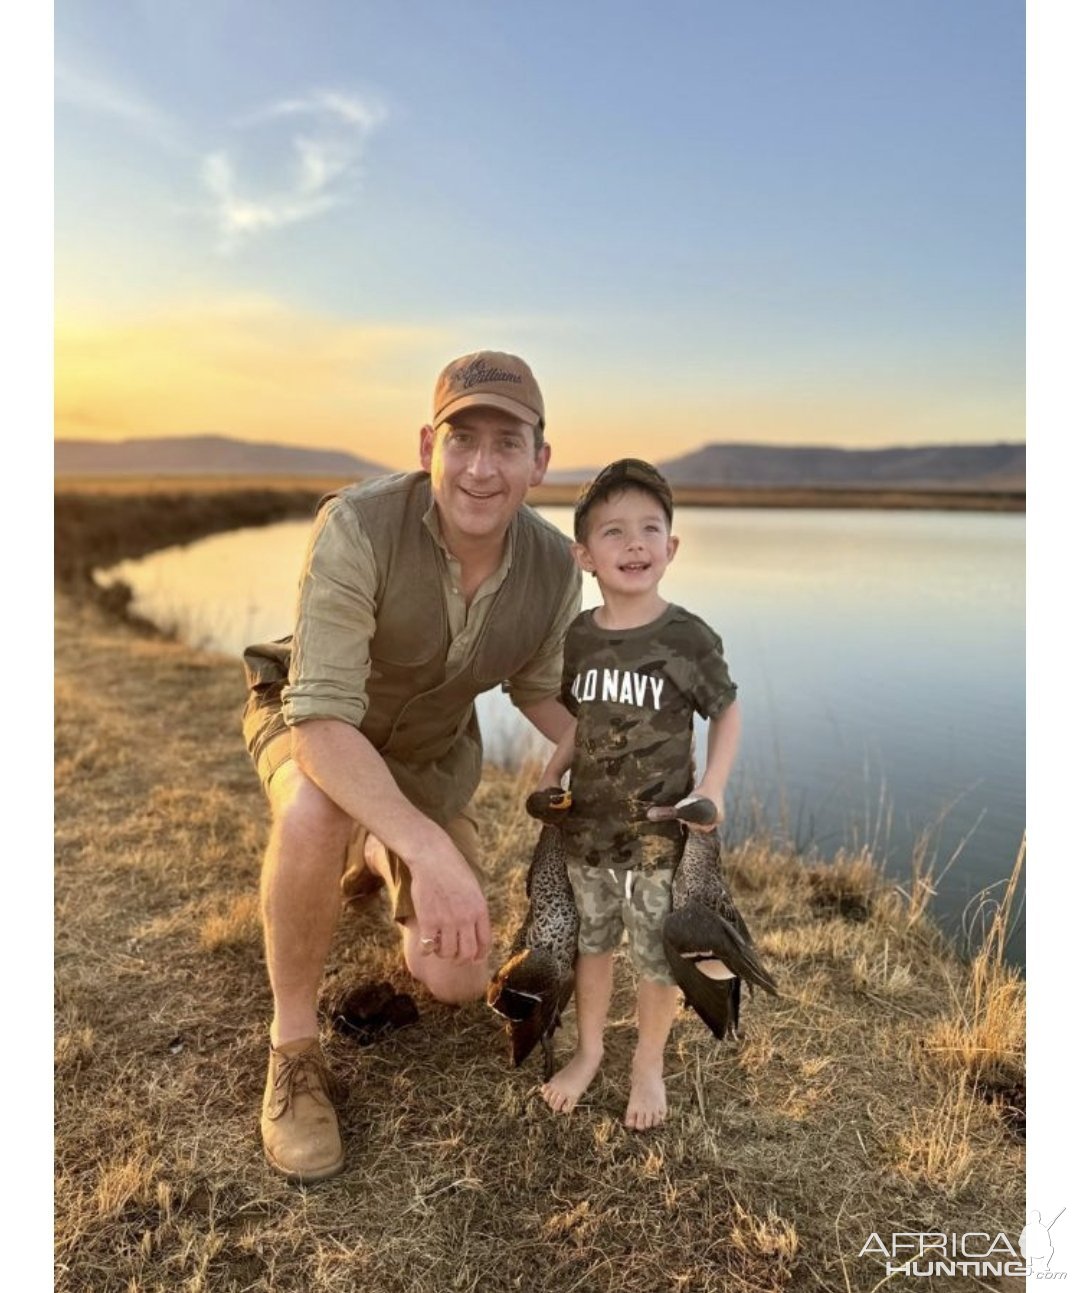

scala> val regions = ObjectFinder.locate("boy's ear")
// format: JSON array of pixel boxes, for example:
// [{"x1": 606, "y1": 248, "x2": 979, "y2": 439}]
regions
[
  {"x1": 571, "y1": 541, "x2": 595, "y2": 574},
  {"x1": 667, "y1": 533, "x2": 680, "y2": 560}
]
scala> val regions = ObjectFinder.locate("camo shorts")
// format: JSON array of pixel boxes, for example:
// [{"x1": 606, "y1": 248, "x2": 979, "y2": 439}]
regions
[{"x1": 566, "y1": 861, "x2": 676, "y2": 985}]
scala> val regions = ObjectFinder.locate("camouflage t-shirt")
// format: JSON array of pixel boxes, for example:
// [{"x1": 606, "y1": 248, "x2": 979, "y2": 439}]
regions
[{"x1": 560, "y1": 604, "x2": 738, "y2": 870}]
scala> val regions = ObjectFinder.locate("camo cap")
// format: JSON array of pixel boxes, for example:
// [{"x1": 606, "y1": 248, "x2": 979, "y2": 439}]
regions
[
  {"x1": 573, "y1": 458, "x2": 674, "y2": 541},
  {"x1": 433, "y1": 350, "x2": 545, "y2": 431}
]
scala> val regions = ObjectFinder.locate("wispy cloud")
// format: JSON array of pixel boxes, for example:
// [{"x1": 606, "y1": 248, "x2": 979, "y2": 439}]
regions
[
  {"x1": 237, "y1": 90, "x2": 387, "y2": 133},
  {"x1": 54, "y1": 61, "x2": 185, "y2": 151},
  {"x1": 204, "y1": 90, "x2": 387, "y2": 252}
]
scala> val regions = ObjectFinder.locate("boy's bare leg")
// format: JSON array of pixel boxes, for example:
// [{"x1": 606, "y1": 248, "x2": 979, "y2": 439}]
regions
[
  {"x1": 625, "y1": 978, "x2": 680, "y2": 1130},
  {"x1": 541, "y1": 951, "x2": 614, "y2": 1114}
]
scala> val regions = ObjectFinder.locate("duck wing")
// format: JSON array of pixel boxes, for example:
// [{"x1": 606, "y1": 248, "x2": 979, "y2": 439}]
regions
[
  {"x1": 661, "y1": 917, "x2": 743, "y2": 1041},
  {"x1": 663, "y1": 898, "x2": 779, "y2": 996},
  {"x1": 665, "y1": 828, "x2": 779, "y2": 1039},
  {"x1": 487, "y1": 947, "x2": 574, "y2": 1074},
  {"x1": 487, "y1": 824, "x2": 579, "y2": 1077}
]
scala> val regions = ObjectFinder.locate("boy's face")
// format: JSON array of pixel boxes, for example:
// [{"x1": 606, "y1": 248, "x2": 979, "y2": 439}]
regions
[{"x1": 573, "y1": 485, "x2": 678, "y2": 595}]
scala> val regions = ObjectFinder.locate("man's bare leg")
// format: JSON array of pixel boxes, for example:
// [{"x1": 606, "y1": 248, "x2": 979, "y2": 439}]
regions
[
  {"x1": 261, "y1": 763, "x2": 354, "y2": 1046},
  {"x1": 360, "y1": 834, "x2": 490, "y2": 1004},
  {"x1": 541, "y1": 951, "x2": 614, "y2": 1114},
  {"x1": 624, "y1": 978, "x2": 680, "y2": 1130}
]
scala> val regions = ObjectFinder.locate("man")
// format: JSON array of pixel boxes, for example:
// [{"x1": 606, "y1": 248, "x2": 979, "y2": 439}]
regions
[{"x1": 241, "y1": 351, "x2": 581, "y2": 1183}]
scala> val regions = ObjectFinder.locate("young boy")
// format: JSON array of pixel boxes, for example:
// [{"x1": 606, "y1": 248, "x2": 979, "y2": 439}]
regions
[{"x1": 536, "y1": 458, "x2": 742, "y2": 1129}]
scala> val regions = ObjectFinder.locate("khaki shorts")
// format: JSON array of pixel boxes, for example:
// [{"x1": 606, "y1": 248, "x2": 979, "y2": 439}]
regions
[
  {"x1": 567, "y1": 861, "x2": 675, "y2": 985},
  {"x1": 242, "y1": 693, "x2": 485, "y2": 923}
]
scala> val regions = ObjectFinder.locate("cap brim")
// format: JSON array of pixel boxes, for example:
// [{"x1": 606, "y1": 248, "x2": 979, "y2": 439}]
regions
[{"x1": 435, "y1": 392, "x2": 542, "y2": 429}]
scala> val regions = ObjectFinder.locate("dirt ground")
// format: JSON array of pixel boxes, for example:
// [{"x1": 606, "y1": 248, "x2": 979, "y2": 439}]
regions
[{"x1": 54, "y1": 583, "x2": 1025, "y2": 1293}]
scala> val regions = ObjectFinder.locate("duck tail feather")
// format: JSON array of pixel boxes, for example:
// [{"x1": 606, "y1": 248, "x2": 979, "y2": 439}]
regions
[
  {"x1": 662, "y1": 928, "x2": 738, "y2": 1042},
  {"x1": 667, "y1": 904, "x2": 780, "y2": 997}
]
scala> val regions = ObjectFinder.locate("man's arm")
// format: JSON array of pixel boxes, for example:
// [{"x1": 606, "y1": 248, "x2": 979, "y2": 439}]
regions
[
  {"x1": 503, "y1": 561, "x2": 582, "y2": 714},
  {"x1": 520, "y1": 694, "x2": 575, "y2": 744},
  {"x1": 292, "y1": 720, "x2": 490, "y2": 963},
  {"x1": 285, "y1": 500, "x2": 489, "y2": 962}
]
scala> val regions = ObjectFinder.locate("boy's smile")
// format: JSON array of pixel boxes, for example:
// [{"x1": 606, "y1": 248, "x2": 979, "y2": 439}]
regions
[{"x1": 574, "y1": 486, "x2": 679, "y2": 604}]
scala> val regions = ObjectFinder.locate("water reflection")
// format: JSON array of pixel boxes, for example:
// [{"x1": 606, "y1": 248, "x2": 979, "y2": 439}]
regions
[{"x1": 99, "y1": 505, "x2": 1025, "y2": 961}]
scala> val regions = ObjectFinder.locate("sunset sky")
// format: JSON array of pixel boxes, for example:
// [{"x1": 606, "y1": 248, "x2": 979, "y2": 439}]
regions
[{"x1": 55, "y1": 1, "x2": 1024, "y2": 470}]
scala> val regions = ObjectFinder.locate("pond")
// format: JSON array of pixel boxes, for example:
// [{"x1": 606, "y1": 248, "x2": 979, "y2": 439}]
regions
[{"x1": 99, "y1": 504, "x2": 1026, "y2": 963}]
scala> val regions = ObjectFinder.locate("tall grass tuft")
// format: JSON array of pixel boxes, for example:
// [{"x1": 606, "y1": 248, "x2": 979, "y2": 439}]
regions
[{"x1": 924, "y1": 841, "x2": 1026, "y2": 1125}]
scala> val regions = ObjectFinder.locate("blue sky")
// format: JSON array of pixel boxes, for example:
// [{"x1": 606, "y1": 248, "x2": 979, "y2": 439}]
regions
[{"x1": 55, "y1": 0, "x2": 1025, "y2": 467}]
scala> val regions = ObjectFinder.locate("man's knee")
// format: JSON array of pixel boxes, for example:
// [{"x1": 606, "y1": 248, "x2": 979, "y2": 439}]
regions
[
  {"x1": 404, "y1": 944, "x2": 490, "y2": 1005},
  {"x1": 267, "y1": 763, "x2": 353, "y2": 861}
]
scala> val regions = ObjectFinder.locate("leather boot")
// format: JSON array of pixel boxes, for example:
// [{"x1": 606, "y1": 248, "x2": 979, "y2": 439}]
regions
[{"x1": 261, "y1": 1037, "x2": 345, "y2": 1183}]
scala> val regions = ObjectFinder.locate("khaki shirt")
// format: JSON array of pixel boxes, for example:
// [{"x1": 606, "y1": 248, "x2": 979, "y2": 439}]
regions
[{"x1": 283, "y1": 495, "x2": 582, "y2": 728}]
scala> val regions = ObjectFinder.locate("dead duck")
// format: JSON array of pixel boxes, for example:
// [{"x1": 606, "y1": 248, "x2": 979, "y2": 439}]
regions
[
  {"x1": 486, "y1": 812, "x2": 579, "y2": 1080},
  {"x1": 651, "y1": 797, "x2": 779, "y2": 1040}
]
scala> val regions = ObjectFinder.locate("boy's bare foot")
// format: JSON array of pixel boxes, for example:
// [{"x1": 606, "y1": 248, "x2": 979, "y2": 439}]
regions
[
  {"x1": 624, "y1": 1058, "x2": 667, "y2": 1130},
  {"x1": 541, "y1": 1048, "x2": 603, "y2": 1114}
]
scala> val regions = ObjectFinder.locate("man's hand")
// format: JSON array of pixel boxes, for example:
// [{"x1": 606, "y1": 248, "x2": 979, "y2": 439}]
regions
[{"x1": 406, "y1": 828, "x2": 491, "y2": 964}]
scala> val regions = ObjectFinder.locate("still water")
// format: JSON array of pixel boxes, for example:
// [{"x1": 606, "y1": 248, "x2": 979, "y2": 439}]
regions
[{"x1": 99, "y1": 507, "x2": 1026, "y2": 962}]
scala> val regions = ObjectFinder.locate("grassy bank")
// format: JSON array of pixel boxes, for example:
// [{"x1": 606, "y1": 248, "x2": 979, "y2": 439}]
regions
[{"x1": 54, "y1": 488, "x2": 1026, "y2": 1292}]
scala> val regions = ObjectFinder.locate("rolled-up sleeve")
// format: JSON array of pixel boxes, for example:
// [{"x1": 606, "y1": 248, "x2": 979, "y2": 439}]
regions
[
  {"x1": 505, "y1": 563, "x2": 583, "y2": 711},
  {"x1": 282, "y1": 498, "x2": 378, "y2": 728}
]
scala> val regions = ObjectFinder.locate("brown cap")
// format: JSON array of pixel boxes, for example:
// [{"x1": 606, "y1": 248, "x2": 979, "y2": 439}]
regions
[
  {"x1": 573, "y1": 458, "x2": 673, "y2": 540},
  {"x1": 432, "y1": 350, "x2": 545, "y2": 430}
]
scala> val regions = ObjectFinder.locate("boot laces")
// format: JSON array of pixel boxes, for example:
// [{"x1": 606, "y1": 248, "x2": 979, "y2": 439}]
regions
[{"x1": 268, "y1": 1046, "x2": 344, "y2": 1120}]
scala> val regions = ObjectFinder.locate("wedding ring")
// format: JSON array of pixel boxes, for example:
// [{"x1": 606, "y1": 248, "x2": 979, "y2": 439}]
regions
[{"x1": 420, "y1": 936, "x2": 437, "y2": 950}]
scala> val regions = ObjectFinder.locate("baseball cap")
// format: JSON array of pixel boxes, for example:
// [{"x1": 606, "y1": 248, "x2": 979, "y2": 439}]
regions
[
  {"x1": 432, "y1": 350, "x2": 545, "y2": 430},
  {"x1": 573, "y1": 458, "x2": 674, "y2": 540}
]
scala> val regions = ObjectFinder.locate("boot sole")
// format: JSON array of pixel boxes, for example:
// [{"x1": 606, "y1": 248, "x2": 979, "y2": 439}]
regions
[{"x1": 264, "y1": 1143, "x2": 346, "y2": 1185}]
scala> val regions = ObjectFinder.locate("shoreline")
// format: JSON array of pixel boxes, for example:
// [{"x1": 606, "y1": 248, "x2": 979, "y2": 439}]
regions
[{"x1": 57, "y1": 473, "x2": 1026, "y2": 512}]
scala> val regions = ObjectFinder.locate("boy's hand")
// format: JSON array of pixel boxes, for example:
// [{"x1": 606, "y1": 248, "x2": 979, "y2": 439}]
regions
[{"x1": 646, "y1": 793, "x2": 722, "y2": 833}]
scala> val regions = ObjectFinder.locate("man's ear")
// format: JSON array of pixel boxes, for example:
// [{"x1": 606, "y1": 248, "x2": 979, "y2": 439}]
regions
[
  {"x1": 419, "y1": 424, "x2": 435, "y2": 471},
  {"x1": 530, "y1": 439, "x2": 552, "y2": 487}
]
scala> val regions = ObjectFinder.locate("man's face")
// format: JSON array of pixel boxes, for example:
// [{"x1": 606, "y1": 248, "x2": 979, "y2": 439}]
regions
[{"x1": 420, "y1": 408, "x2": 550, "y2": 546}]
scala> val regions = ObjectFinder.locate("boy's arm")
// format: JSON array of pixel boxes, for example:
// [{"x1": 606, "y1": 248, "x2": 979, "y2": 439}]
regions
[
  {"x1": 691, "y1": 699, "x2": 743, "y2": 828},
  {"x1": 535, "y1": 717, "x2": 578, "y2": 790}
]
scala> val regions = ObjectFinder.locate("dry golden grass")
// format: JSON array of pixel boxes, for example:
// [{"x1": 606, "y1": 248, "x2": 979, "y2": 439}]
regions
[
  {"x1": 54, "y1": 590, "x2": 1025, "y2": 1293},
  {"x1": 895, "y1": 1073, "x2": 980, "y2": 1195}
]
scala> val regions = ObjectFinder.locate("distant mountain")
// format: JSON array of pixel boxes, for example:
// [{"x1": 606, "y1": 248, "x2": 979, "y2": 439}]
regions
[
  {"x1": 546, "y1": 442, "x2": 1025, "y2": 490},
  {"x1": 54, "y1": 434, "x2": 391, "y2": 479},
  {"x1": 56, "y1": 434, "x2": 1026, "y2": 491}
]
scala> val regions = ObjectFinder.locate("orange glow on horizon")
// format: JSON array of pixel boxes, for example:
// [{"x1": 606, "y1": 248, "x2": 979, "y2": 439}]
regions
[{"x1": 55, "y1": 302, "x2": 1022, "y2": 471}]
